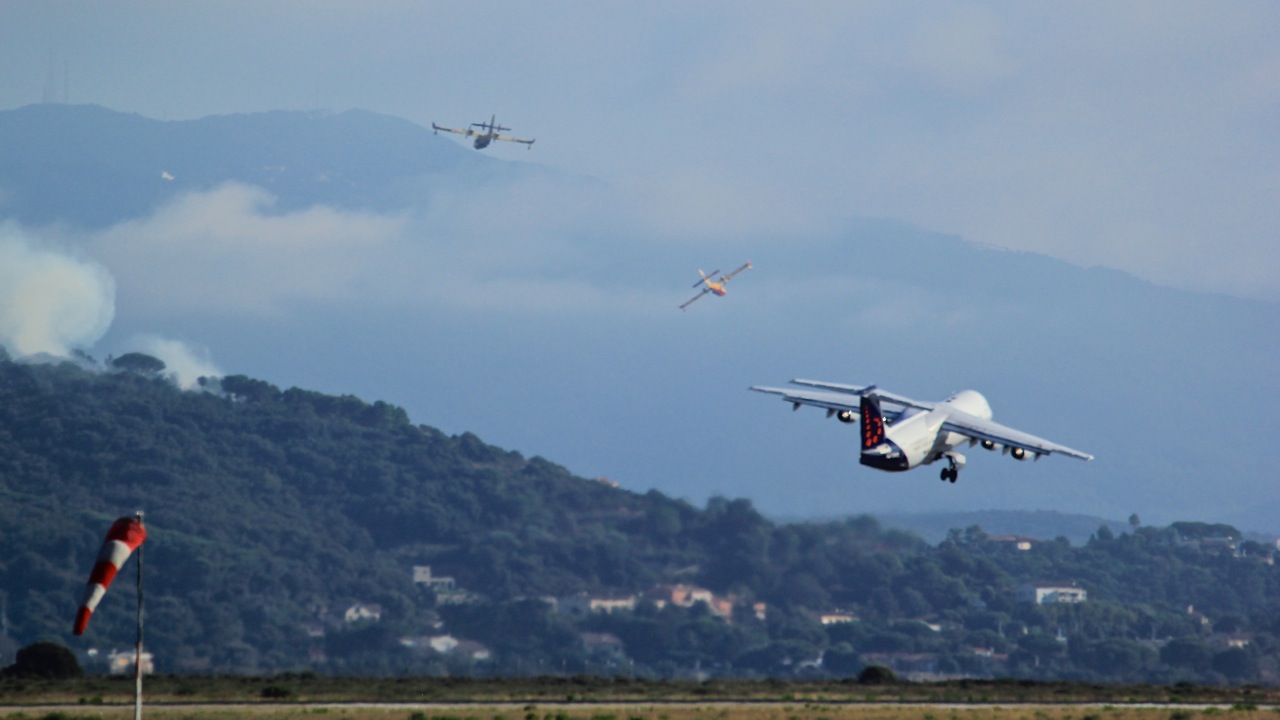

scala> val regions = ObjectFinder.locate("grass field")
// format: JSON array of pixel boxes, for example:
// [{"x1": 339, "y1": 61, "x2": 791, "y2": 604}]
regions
[{"x1": 2, "y1": 676, "x2": 1277, "y2": 720}]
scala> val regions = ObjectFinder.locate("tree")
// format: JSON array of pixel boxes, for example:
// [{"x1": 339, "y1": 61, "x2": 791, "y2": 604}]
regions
[
  {"x1": 1018, "y1": 631, "x2": 1065, "y2": 667},
  {"x1": 858, "y1": 664, "x2": 897, "y2": 684},
  {"x1": 1161, "y1": 636, "x2": 1212, "y2": 669},
  {"x1": 1215, "y1": 614, "x2": 1248, "y2": 633},
  {"x1": 1212, "y1": 646, "x2": 1258, "y2": 681},
  {"x1": 736, "y1": 640, "x2": 820, "y2": 674},
  {"x1": 1169, "y1": 521, "x2": 1241, "y2": 541},
  {"x1": 1070, "y1": 637, "x2": 1154, "y2": 679},
  {"x1": 111, "y1": 352, "x2": 166, "y2": 375},
  {"x1": 221, "y1": 374, "x2": 280, "y2": 402},
  {"x1": 823, "y1": 642, "x2": 861, "y2": 676},
  {"x1": 3, "y1": 642, "x2": 83, "y2": 678}
]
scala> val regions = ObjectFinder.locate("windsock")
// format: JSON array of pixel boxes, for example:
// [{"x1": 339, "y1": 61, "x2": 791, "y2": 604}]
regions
[{"x1": 73, "y1": 516, "x2": 146, "y2": 636}]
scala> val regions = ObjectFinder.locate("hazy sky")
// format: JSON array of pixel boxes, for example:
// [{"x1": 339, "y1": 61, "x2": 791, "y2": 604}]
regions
[
  {"x1": 3, "y1": 2, "x2": 1279, "y2": 530},
  {"x1": 3, "y1": 1, "x2": 1278, "y2": 300}
]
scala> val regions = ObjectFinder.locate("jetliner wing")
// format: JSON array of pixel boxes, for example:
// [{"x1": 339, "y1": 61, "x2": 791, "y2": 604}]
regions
[
  {"x1": 788, "y1": 380, "x2": 934, "y2": 411},
  {"x1": 750, "y1": 385, "x2": 917, "y2": 415},
  {"x1": 750, "y1": 386, "x2": 861, "y2": 413},
  {"x1": 941, "y1": 411, "x2": 1094, "y2": 461}
]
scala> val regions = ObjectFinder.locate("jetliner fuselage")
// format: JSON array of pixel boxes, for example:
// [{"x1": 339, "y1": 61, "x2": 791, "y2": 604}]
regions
[{"x1": 860, "y1": 390, "x2": 992, "y2": 471}]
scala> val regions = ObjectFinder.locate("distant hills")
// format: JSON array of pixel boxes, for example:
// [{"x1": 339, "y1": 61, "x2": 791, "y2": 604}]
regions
[
  {"x1": 1, "y1": 103, "x2": 1277, "y2": 534},
  {"x1": 872, "y1": 510, "x2": 1126, "y2": 547},
  {"x1": 0, "y1": 103, "x2": 527, "y2": 227}
]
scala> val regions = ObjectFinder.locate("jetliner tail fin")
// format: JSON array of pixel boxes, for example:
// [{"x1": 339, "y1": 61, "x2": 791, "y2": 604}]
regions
[{"x1": 860, "y1": 395, "x2": 887, "y2": 449}]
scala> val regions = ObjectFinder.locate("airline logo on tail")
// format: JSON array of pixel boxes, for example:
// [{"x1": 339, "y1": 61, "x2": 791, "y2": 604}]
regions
[{"x1": 860, "y1": 395, "x2": 886, "y2": 449}]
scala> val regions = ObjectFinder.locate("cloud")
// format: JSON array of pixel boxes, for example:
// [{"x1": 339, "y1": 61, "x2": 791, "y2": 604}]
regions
[
  {"x1": 91, "y1": 183, "x2": 409, "y2": 318},
  {"x1": 0, "y1": 226, "x2": 115, "y2": 357},
  {"x1": 86, "y1": 177, "x2": 687, "y2": 322}
]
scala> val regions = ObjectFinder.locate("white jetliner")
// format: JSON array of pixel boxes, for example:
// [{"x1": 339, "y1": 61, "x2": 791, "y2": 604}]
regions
[{"x1": 751, "y1": 380, "x2": 1093, "y2": 482}]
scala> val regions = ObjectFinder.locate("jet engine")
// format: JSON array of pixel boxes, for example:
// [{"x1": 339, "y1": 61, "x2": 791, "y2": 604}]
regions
[
  {"x1": 1010, "y1": 447, "x2": 1028, "y2": 461},
  {"x1": 836, "y1": 410, "x2": 857, "y2": 424},
  {"x1": 981, "y1": 440, "x2": 998, "y2": 451}
]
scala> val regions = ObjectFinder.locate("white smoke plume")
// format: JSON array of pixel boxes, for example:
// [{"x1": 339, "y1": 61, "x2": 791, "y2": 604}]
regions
[
  {"x1": 134, "y1": 336, "x2": 222, "y2": 390},
  {"x1": 0, "y1": 227, "x2": 115, "y2": 357}
]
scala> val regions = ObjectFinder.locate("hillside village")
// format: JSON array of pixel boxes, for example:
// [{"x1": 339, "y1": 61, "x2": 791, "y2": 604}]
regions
[{"x1": 278, "y1": 528, "x2": 1274, "y2": 683}]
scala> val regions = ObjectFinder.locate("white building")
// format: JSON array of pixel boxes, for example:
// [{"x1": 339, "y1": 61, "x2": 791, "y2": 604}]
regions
[
  {"x1": 412, "y1": 565, "x2": 457, "y2": 592},
  {"x1": 556, "y1": 593, "x2": 637, "y2": 617},
  {"x1": 1017, "y1": 582, "x2": 1087, "y2": 604},
  {"x1": 107, "y1": 649, "x2": 154, "y2": 675},
  {"x1": 343, "y1": 602, "x2": 383, "y2": 623}
]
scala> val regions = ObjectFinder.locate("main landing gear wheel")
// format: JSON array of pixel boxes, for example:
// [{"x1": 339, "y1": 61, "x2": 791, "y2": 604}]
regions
[{"x1": 942, "y1": 453, "x2": 962, "y2": 481}]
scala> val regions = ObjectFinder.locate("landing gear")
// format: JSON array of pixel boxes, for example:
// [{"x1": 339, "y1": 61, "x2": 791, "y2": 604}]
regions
[{"x1": 940, "y1": 455, "x2": 961, "y2": 483}]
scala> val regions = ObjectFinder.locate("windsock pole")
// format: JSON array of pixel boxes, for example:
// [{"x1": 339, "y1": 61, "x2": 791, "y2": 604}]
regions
[
  {"x1": 73, "y1": 512, "x2": 147, "y2": 716},
  {"x1": 134, "y1": 510, "x2": 144, "y2": 720}
]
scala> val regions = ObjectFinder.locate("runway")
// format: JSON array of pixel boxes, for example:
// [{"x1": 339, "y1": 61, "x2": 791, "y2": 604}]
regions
[{"x1": 1, "y1": 700, "x2": 1272, "y2": 720}]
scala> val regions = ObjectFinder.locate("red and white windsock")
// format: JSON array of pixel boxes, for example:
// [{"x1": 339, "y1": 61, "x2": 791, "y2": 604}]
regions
[{"x1": 73, "y1": 516, "x2": 146, "y2": 636}]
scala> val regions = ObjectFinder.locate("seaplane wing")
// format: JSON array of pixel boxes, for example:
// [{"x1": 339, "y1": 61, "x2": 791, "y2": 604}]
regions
[
  {"x1": 679, "y1": 288, "x2": 711, "y2": 311},
  {"x1": 940, "y1": 412, "x2": 1094, "y2": 461},
  {"x1": 494, "y1": 133, "x2": 535, "y2": 146},
  {"x1": 431, "y1": 123, "x2": 473, "y2": 137},
  {"x1": 722, "y1": 261, "x2": 752, "y2": 281}
]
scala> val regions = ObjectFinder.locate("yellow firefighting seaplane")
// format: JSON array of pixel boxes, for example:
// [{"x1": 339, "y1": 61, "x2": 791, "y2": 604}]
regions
[
  {"x1": 431, "y1": 114, "x2": 535, "y2": 150},
  {"x1": 679, "y1": 262, "x2": 752, "y2": 311}
]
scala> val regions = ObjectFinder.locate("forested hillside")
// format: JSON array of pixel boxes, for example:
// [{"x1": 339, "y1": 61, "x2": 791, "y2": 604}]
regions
[{"x1": 1, "y1": 354, "x2": 1277, "y2": 684}]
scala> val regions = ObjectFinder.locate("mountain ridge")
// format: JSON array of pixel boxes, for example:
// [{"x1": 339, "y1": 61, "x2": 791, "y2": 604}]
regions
[{"x1": 0, "y1": 103, "x2": 504, "y2": 227}]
